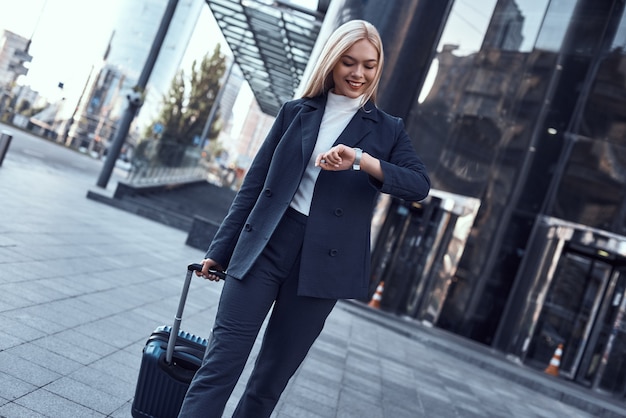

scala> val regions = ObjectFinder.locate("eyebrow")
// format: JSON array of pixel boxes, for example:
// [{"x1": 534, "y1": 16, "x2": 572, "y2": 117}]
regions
[{"x1": 342, "y1": 54, "x2": 378, "y2": 63}]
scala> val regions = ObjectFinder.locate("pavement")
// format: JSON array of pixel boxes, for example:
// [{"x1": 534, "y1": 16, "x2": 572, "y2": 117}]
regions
[{"x1": 1, "y1": 130, "x2": 626, "y2": 418}]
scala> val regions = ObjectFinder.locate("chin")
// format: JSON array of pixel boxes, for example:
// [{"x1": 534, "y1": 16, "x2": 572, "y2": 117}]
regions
[{"x1": 338, "y1": 90, "x2": 363, "y2": 98}]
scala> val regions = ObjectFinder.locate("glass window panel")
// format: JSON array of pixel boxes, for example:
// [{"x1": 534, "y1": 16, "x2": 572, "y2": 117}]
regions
[
  {"x1": 534, "y1": 0, "x2": 576, "y2": 51},
  {"x1": 613, "y1": 8, "x2": 626, "y2": 49},
  {"x1": 554, "y1": 138, "x2": 625, "y2": 229},
  {"x1": 480, "y1": 0, "x2": 550, "y2": 52},
  {"x1": 513, "y1": 0, "x2": 550, "y2": 51},
  {"x1": 580, "y1": 10, "x2": 626, "y2": 146},
  {"x1": 580, "y1": 53, "x2": 626, "y2": 145},
  {"x1": 525, "y1": 253, "x2": 608, "y2": 375},
  {"x1": 418, "y1": 0, "x2": 497, "y2": 103},
  {"x1": 436, "y1": 0, "x2": 498, "y2": 57}
]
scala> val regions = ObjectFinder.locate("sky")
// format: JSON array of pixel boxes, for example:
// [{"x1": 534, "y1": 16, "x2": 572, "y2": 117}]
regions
[
  {"x1": 0, "y1": 0, "x2": 319, "y2": 134},
  {"x1": 0, "y1": 0, "x2": 124, "y2": 104}
]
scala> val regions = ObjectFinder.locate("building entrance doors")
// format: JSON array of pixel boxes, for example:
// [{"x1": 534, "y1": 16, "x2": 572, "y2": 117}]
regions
[
  {"x1": 577, "y1": 266, "x2": 626, "y2": 395},
  {"x1": 368, "y1": 190, "x2": 480, "y2": 325},
  {"x1": 524, "y1": 248, "x2": 626, "y2": 396},
  {"x1": 495, "y1": 216, "x2": 626, "y2": 397}
]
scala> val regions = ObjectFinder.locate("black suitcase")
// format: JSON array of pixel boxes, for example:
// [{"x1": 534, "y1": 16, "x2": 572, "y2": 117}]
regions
[{"x1": 131, "y1": 263, "x2": 225, "y2": 418}]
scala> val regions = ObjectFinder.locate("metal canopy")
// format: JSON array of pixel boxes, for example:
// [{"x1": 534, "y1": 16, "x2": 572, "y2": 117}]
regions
[{"x1": 206, "y1": 0, "x2": 324, "y2": 116}]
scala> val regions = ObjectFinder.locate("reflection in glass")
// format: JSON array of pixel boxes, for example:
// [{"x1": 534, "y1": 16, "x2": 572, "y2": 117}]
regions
[
  {"x1": 534, "y1": 0, "x2": 576, "y2": 51},
  {"x1": 598, "y1": 282, "x2": 626, "y2": 394},
  {"x1": 613, "y1": 7, "x2": 626, "y2": 49},
  {"x1": 483, "y1": 0, "x2": 550, "y2": 52},
  {"x1": 437, "y1": 0, "x2": 498, "y2": 56},
  {"x1": 525, "y1": 253, "x2": 610, "y2": 378},
  {"x1": 515, "y1": 0, "x2": 550, "y2": 51},
  {"x1": 408, "y1": 0, "x2": 570, "y2": 343}
]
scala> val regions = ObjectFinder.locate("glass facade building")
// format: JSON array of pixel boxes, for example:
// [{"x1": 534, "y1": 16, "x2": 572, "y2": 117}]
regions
[
  {"x1": 210, "y1": 0, "x2": 626, "y2": 398},
  {"x1": 67, "y1": 0, "x2": 203, "y2": 159},
  {"x1": 320, "y1": 0, "x2": 626, "y2": 398}
]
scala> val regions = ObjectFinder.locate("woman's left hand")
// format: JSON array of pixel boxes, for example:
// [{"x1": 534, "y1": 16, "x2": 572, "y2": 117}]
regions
[
  {"x1": 315, "y1": 144, "x2": 355, "y2": 171},
  {"x1": 316, "y1": 144, "x2": 384, "y2": 181}
]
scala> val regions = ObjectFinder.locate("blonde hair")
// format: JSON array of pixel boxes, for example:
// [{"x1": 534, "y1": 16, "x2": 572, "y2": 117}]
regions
[{"x1": 301, "y1": 20, "x2": 384, "y2": 106}]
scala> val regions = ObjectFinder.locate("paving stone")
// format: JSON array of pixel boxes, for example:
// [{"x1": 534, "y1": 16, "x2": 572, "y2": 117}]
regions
[
  {"x1": 44, "y1": 376, "x2": 127, "y2": 415},
  {"x1": 68, "y1": 366, "x2": 136, "y2": 400},
  {"x1": 0, "y1": 401, "x2": 48, "y2": 418},
  {"x1": 276, "y1": 402, "x2": 332, "y2": 418},
  {"x1": 14, "y1": 389, "x2": 105, "y2": 418},
  {"x1": 106, "y1": 400, "x2": 133, "y2": 418},
  {"x1": 0, "y1": 373, "x2": 37, "y2": 402},
  {"x1": 0, "y1": 351, "x2": 60, "y2": 387},
  {"x1": 3, "y1": 308, "x2": 66, "y2": 336},
  {"x1": 88, "y1": 350, "x2": 142, "y2": 385},
  {"x1": 0, "y1": 329, "x2": 24, "y2": 351},
  {"x1": 5, "y1": 343, "x2": 82, "y2": 376},
  {"x1": 31, "y1": 330, "x2": 117, "y2": 365}
]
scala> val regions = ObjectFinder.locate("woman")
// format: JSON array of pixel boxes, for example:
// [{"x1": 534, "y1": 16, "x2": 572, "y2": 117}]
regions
[{"x1": 178, "y1": 19, "x2": 430, "y2": 417}]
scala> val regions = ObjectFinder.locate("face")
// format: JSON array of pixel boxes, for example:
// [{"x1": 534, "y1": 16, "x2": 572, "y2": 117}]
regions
[{"x1": 331, "y1": 38, "x2": 378, "y2": 98}]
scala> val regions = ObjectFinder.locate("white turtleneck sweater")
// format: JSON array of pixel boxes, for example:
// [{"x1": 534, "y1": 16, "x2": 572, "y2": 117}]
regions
[{"x1": 290, "y1": 92, "x2": 362, "y2": 215}]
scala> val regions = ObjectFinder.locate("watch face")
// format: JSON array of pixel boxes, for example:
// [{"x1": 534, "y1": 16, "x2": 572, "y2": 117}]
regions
[{"x1": 353, "y1": 148, "x2": 362, "y2": 170}]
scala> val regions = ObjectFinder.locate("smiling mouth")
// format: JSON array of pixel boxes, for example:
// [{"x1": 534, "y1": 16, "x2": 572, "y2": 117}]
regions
[{"x1": 348, "y1": 80, "x2": 363, "y2": 88}]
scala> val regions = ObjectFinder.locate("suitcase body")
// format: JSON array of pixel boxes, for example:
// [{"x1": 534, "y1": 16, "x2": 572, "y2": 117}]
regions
[
  {"x1": 131, "y1": 264, "x2": 222, "y2": 418},
  {"x1": 131, "y1": 326, "x2": 207, "y2": 418}
]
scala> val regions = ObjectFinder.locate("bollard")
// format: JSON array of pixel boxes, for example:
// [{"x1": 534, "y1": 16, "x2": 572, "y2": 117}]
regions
[{"x1": 0, "y1": 130, "x2": 13, "y2": 167}]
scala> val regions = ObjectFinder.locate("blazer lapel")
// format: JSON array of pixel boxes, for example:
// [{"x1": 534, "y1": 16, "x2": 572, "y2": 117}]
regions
[
  {"x1": 333, "y1": 101, "x2": 379, "y2": 148},
  {"x1": 297, "y1": 97, "x2": 379, "y2": 160},
  {"x1": 299, "y1": 97, "x2": 325, "y2": 162}
]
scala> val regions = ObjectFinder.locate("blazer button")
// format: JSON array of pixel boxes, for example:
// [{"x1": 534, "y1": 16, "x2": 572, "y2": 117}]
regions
[
  {"x1": 334, "y1": 208, "x2": 343, "y2": 217},
  {"x1": 329, "y1": 249, "x2": 339, "y2": 257},
  {"x1": 244, "y1": 223, "x2": 252, "y2": 231},
  {"x1": 264, "y1": 188, "x2": 272, "y2": 197}
]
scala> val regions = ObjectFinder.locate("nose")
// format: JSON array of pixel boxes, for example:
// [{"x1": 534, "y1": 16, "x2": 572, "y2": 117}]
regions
[{"x1": 351, "y1": 64, "x2": 364, "y2": 78}]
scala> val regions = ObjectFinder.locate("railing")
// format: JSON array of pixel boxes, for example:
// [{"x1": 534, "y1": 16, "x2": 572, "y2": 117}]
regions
[
  {"x1": 127, "y1": 139, "x2": 209, "y2": 185},
  {"x1": 127, "y1": 164, "x2": 207, "y2": 185}
]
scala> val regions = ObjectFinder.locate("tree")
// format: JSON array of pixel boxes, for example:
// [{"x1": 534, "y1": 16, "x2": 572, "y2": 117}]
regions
[{"x1": 149, "y1": 44, "x2": 226, "y2": 166}]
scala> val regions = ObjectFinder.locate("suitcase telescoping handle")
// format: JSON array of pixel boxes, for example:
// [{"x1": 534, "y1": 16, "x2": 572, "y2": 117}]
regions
[{"x1": 166, "y1": 263, "x2": 226, "y2": 364}]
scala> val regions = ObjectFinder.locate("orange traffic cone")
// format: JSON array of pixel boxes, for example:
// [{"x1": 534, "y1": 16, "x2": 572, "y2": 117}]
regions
[
  {"x1": 544, "y1": 343, "x2": 563, "y2": 376},
  {"x1": 368, "y1": 282, "x2": 385, "y2": 309}
]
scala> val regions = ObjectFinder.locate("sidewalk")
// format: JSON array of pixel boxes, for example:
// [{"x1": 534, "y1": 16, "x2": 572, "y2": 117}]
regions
[{"x1": 1, "y1": 136, "x2": 625, "y2": 417}]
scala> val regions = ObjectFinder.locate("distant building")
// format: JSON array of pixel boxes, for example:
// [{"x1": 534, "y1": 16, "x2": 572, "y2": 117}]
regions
[
  {"x1": 232, "y1": 98, "x2": 274, "y2": 168},
  {"x1": 0, "y1": 30, "x2": 31, "y2": 87},
  {"x1": 215, "y1": 65, "x2": 268, "y2": 163},
  {"x1": 67, "y1": 0, "x2": 204, "y2": 158},
  {"x1": 217, "y1": 63, "x2": 244, "y2": 138},
  {"x1": 0, "y1": 30, "x2": 32, "y2": 120},
  {"x1": 11, "y1": 84, "x2": 41, "y2": 111}
]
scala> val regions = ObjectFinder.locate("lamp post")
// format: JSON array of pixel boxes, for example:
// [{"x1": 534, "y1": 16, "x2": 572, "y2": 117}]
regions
[{"x1": 97, "y1": 0, "x2": 179, "y2": 189}]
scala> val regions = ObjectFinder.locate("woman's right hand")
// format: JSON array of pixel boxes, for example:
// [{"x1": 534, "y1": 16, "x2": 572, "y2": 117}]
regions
[{"x1": 197, "y1": 258, "x2": 225, "y2": 281}]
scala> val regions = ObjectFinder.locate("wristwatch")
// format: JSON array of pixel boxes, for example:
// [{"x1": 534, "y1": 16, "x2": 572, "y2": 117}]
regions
[{"x1": 352, "y1": 148, "x2": 363, "y2": 171}]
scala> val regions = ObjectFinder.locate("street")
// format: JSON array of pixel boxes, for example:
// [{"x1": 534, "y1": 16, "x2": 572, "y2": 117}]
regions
[{"x1": 0, "y1": 122, "x2": 128, "y2": 184}]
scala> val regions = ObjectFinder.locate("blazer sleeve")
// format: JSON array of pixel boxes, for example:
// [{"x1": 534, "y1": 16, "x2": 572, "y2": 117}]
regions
[
  {"x1": 374, "y1": 117, "x2": 431, "y2": 202},
  {"x1": 204, "y1": 102, "x2": 289, "y2": 267}
]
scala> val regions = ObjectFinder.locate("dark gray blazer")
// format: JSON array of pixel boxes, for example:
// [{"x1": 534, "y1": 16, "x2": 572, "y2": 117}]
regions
[{"x1": 205, "y1": 95, "x2": 430, "y2": 299}]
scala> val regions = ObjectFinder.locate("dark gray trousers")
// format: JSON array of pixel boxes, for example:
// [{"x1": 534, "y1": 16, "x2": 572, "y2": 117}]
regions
[{"x1": 178, "y1": 208, "x2": 337, "y2": 418}]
